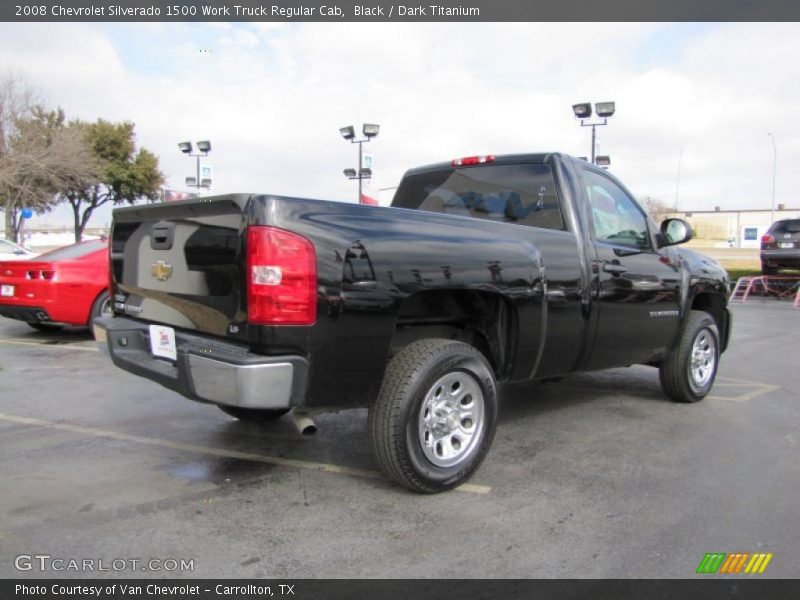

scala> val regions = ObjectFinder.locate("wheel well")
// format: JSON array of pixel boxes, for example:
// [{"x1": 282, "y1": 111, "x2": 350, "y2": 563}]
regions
[
  {"x1": 691, "y1": 292, "x2": 728, "y2": 347},
  {"x1": 86, "y1": 288, "x2": 109, "y2": 326},
  {"x1": 390, "y1": 289, "x2": 516, "y2": 379}
]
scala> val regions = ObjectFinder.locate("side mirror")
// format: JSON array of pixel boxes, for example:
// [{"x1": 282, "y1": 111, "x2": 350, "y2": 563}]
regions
[{"x1": 659, "y1": 218, "x2": 693, "y2": 247}]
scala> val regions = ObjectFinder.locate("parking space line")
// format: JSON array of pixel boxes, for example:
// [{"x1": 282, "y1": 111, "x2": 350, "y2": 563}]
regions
[
  {"x1": 0, "y1": 412, "x2": 491, "y2": 495},
  {"x1": 711, "y1": 382, "x2": 764, "y2": 389},
  {"x1": 0, "y1": 339, "x2": 98, "y2": 352},
  {"x1": 708, "y1": 377, "x2": 781, "y2": 402},
  {"x1": 716, "y1": 376, "x2": 775, "y2": 386}
]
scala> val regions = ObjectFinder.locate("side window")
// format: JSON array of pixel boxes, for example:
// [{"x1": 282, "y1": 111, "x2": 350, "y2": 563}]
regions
[{"x1": 583, "y1": 170, "x2": 650, "y2": 249}]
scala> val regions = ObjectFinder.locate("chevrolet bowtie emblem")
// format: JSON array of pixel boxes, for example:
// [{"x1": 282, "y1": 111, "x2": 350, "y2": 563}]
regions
[{"x1": 151, "y1": 260, "x2": 173, "y2": 281}]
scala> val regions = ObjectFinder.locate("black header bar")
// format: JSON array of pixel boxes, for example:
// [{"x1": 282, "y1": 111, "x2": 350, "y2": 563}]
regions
[
  {"x1": 4, "y1": 579, "x2": 800, "y2": 600},
  {"x1": 4, "y1": 0, "x2": 800, "y2": 22}
]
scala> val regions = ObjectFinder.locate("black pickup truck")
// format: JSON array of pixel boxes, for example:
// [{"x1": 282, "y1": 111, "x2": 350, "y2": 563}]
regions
[{"x1": 94, "y1": 152, "x2": 731, "y2": 493}]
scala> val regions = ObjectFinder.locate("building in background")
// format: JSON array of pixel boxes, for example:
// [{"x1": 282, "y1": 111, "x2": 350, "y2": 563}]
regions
[{"x1": 668, "y1": 206, "x2": 800, "y2": 248}]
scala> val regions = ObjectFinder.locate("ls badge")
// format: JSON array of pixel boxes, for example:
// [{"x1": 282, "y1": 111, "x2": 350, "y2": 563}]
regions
[{"x1": 151, "y1": 260, "x2": 173, "y2": 281}]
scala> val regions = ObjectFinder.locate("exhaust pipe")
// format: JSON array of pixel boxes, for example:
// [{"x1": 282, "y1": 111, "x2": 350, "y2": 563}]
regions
[{"x1": 291, "y1": 411, "x2": 317, "y2": 436}]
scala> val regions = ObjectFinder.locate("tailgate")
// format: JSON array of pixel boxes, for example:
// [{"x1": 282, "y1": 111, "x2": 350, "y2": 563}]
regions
[{"x1": 111, "y1": 195, "x2": 251, "y2": 337}]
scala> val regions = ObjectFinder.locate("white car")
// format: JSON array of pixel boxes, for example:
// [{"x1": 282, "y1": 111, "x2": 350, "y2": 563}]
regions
[{"x1": 0, "y1": 238, "x2": 38, "y2": 261}]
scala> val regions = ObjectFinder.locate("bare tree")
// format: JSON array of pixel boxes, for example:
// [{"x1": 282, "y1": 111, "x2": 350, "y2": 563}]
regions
[
  {"x1": 0, "y1": 73, "x2": 99, "y2": 242},
  {"x1": 0, "y1": 71, "x2": 40, "y2": 240},
  {"x1": 639, "y1": 196, "x2": 673, "y2": 224},
  {"x1": 0, "y1": 107, "x2": 100, "y2": 241}
]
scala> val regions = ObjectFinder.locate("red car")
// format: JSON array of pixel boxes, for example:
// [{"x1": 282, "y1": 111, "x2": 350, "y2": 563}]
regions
[{"x1": 0, "y1": 239, "x2": 109, "y2": 331}]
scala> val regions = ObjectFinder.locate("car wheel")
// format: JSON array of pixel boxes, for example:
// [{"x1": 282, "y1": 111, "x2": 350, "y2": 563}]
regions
[
  {"x1": 27, "y1": 322, "x2": 64, "y2": 332},
  {"x1": 761, "y1": 262, "x2": 779, "y2": 276},
  {"x1": 90, "y1": 290, "x2": 112, "y2": 321},
  {"x1": 368, "y1": 338, "x2": 498, "y2": 493},
  {"x1": 89, "y1": 290, "x2": 112, "y2": 340},
  {"x1": 218, "y1": 406, "x2": 290, "y2": 422},
  {"x1": 659, "y1": 310, "x2": 720, "y2": 403}
]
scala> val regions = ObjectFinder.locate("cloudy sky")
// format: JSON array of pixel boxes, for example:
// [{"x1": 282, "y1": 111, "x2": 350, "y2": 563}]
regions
[{"x1": 1, "y1": 21, "x2": 799, "y2": 229}]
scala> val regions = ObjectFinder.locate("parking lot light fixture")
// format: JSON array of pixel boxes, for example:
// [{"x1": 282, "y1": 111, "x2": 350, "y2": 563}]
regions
[
  {"x1": 341, "y1": 123, "x2": 379, "y2": 203},
  {"x1": 572, "y1": 103, "x2": 592, "y2": 119},
  {"x1": 572, "y1": 101, "x2": 615, "y2": 165},
  {"x1": 595, "y1": 102, "x2": 616, "y2": 118},
  {"x1": 179, "y1": 139, "x2": 212, "y2": 191},
  {"x1": 596, "y1": 155, "x2": 611, "y2": 168}
]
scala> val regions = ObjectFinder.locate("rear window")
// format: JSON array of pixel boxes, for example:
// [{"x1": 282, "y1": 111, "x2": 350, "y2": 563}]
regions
[
  {"x1": 392, "y1": 163, "x2": 565, "y2": 231},
  {"x1": 769, "y1": 219, "x2": 800, "y2": 233},
  {"x1": 35, "y1": 239, "x2": 106, "y2": 261}
]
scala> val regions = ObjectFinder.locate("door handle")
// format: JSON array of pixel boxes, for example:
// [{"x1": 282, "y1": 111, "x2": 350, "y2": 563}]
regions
[{"x1": 602, "y1": 263, "x2": 628, "y2": 275}]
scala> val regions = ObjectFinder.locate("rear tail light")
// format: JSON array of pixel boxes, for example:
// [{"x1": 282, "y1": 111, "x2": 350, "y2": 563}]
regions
[
  {"x1": 761, "y1": 234, "x2": 775, "y2": 245},
  {"x1": 246, "y1": 226, "x2": 317, "y2": 326},
  {"x1": 26, "y1": 270, "x2": 54, "y2": 280},
  {"x1": 452, "y1": 155, "x2": 495, "y2": 167}
]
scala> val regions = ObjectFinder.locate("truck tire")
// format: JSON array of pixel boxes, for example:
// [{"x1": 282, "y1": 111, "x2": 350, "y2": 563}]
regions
[
  {"x1": 368, "y1": 339, "x2": 498, "y2": 493},
  {"x1": 218, "y1": 406, "x2": 290, "y2": 422},
  {"x1": 659, "y1": 310, "x2": 720, "y2": 403}
]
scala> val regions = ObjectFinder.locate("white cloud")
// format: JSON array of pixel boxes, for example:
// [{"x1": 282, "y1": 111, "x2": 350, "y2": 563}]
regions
[{"x1": 0, "y1": 21, "x2": 798, "y2": 230}]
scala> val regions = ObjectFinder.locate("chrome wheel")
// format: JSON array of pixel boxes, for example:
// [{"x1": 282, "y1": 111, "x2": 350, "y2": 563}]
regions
[
  {"x1": 418, "y1": 371, "x2": 485, "y2": 468},
  {"x1": 689, "y1": 328, "x2": 716, "y2": 388}
]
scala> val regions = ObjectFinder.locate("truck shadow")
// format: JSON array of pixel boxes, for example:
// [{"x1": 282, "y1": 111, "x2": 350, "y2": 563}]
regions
[
  {"x1": 182, "y1": 369, "x2": 671, "y2": 488},
  {"x1": 498, "y1": 366, "x2": 670, "y2": 424}
]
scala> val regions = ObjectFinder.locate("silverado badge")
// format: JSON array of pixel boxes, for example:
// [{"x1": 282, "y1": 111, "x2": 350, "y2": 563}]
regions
[{"x1": 151, "y1": 260, "x2": 173, "y2": 281}]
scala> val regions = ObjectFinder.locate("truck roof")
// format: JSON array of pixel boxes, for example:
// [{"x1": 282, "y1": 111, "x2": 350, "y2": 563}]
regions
[{"x1": 402, "y1": 152, "x2": 569, "y2": 177}]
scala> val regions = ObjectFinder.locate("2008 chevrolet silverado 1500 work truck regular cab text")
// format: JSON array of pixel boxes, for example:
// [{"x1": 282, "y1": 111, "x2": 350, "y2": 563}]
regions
[{"x1": 94, "y1": 153, "x2": 731, "y2": 493}]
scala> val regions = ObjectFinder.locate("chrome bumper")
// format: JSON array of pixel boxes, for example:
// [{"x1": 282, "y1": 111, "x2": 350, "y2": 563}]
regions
[
  {"x1": 186, "y1": 354, "x2": 294, "y2": 409},
  {"x1": 93, "y1": 317, "x2": 307, "y2": 410}
]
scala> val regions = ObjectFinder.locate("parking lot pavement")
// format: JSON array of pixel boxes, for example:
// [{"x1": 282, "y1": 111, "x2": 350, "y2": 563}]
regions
[{"x1": 0, "y1": 302, "x2": 798, "y2": 579}]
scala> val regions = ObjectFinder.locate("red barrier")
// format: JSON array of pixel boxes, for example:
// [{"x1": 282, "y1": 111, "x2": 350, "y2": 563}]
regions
[{"x1": 731, "y1": 275, "x2": 800, "y2": 303}]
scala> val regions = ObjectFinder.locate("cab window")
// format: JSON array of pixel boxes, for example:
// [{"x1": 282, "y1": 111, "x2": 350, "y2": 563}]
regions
[{"x1": 393, "y1": 163, "x2": 566, "y2": 231}]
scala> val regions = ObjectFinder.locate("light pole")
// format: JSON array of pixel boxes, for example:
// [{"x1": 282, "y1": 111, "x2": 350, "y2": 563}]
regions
[
  {"x1": 572, "y1": 102, "x2": 615, "y2": 165},
  {"x1": 340, "y1": 124, "x2": 379, "y2": 203},
  {"x1": 178, "y1": 140, "x2": 212, "y2": 191},
  {"x1": 767, "y1": 133, "x2": 777, "y2": 222}
]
